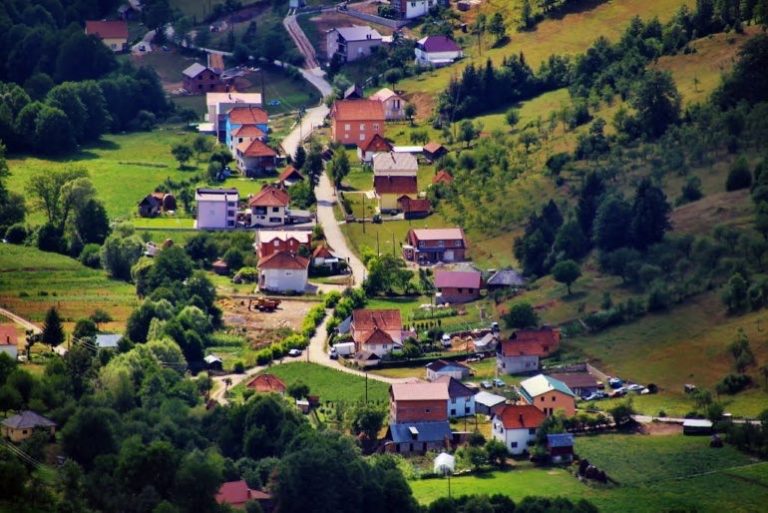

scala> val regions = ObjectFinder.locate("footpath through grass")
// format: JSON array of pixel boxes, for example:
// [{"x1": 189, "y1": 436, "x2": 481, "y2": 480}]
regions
[{"x1": 409, "y1": 433, "x2": 768, "y2": 513}]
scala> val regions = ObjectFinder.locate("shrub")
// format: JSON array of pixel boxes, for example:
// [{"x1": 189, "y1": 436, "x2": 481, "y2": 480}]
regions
[
  {"x1": 4, "y1": 223, "x2": 27, "y2": 244},
  {"x1": 324, "y1": 291, "x2": 341, "y2": 308},
  {"x1": 715, "y1": 373, "x2": 752, "y2": 395},
  {"x1": 79, "y1": 243, "x2": 102, "y2": 268},
  {"x1": 725, "y1": 156, "x2": 752, "y2": 191},
  {"x1": 256, "y1": 350, "x2": 272, "y2": 365},
  {"x1": 233, "y1": 361, "x2": 245, "y2": 374}
]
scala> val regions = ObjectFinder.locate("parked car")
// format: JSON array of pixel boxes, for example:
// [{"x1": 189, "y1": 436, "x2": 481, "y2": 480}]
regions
[
  {"x1": 608, "y1": 377, "x2": 624, "y2": 389},
  {"x1": 626, "y1": 383, "x2": 644, "y2": 392},
  {"x1": 582, "y1": 392, "x2": 605, "y2": 401},
  {"x1": 441, "y1": 333, "x2": 452, "y2": 348},
  {"x1": 493, "y1": 378, "x2": 506, "y2": 387},
  {"x1": 491, "y1": 321, "x2": 500, "y2": 333},
  {"x1": 610, "y1": 387, "x2": 627, "y2": 397},
  {"x1": 329, "y1": 348, "x2": 338, "y2": 360},
  {"x1": 481, "y1": 380, "x2": 493, "y2": 389},
  {"x1": 288, "y1": 349, "x2": 302, "y2": 357}
]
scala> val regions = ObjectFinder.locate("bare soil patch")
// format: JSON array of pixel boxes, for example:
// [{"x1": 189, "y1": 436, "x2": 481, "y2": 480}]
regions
[
  {"x1": 637, "y1": 422, "x2": 683, "y2": 436},
  {"x1": 219, "y1": 297, "x2": 318, "y2": 348}
]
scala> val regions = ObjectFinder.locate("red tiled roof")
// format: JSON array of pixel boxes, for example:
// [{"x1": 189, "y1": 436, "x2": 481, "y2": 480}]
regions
[
  {"x1": 547, "y1": 372, "x2": 598, "y2": 390},
  {"x1": 238, "y1": 139, "x2": 277, "y2": 158},
  {"x1": 232, "y1": 125, "x2": 265, "y2": 138},
  {"x1": 408, "y1": 227, "x2": 465, "y2": 242},
  {"x1": 258, "y1": 251, "x2": 309, "y2": 270},
  {"x1": 332, "y1": 99, "x2": 385, "y2": 122},
  {"x1": 495, "y1": 404, "x2": 546, "y2": 430},
  {"x1": 398, "y1": 195, "x2": 431, "y2": 214},
  {"x1": 0, "y1": 324, "x2": 17, "y2": 346},
  {"x1": 228, "y1": 107, "x2": 269, "y2": 124},
  {"x1": 358, "y1": 133, "x2": 393, "y2": 153},
  {"x1": 509, "y1": 328, "x2": 560, "y2": 356},
  {"x1": 432, "y1": 169, "x2": 454, "y2": 185},
  {"x1": 85, "y1": 20, "x2": 128, "y2": 39},
  {"x1": 374, "y1": 175, "x2": 417, "y2": 195},
  {"x1": 278, "y1": 166, "x2": 304, "y2": 182},
  {"x1": 215, "y1": 480, "x2": 272, "y2": 506},
  {"x1": 364, "y1": 327, "x2": 394, "y2": 345},
  {"x1": 312, "y1": 244, "x2": 334, "y2": 258},
  {"x1": 498, "y1": 339, "x2": 549, "y2": 358},
  {"x1": 212, "y1": 259, "x2": 228, "y2": 269},
  {"x1": 352, "y1": 309, "x2": 402, "y2": 331},
  {"x1": 391, "y1": 382, "x2": 449, "y2": 401},
  {"x1": 434, "y1": 271, "x2": 481, "y2": 289},
  {"x1": 423, "y1": 142, "x2": 446, "y2": 154},
  {"x1": 249, "y1": 186, "x2": 289, "y2": 207},
  {"x1": 246, "y1": 374, "x2": 287, "y2": 393}
]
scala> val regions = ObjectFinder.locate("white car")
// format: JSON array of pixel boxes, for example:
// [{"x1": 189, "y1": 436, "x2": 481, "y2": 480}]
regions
[
  {"x1": 288, "y1": 349, "x2": 302, "y2": 357},
  {"x1": 626, "y1": 383, "x2": 645, "y2": 392}
]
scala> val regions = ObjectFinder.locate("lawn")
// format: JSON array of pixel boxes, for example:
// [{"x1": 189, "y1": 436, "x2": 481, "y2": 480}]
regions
[
  {"x1": 255, "y1": 362, "x2": 390, "y2": 404},
  {"x1": 170, "y1": 0, "x2": 227, "y2": 19},
  {"x1": 409, "y1": 433, "x2": 768, "y2": 513},
  {"x1": 366, "y1": 295, "x2": 493, "y2": 331},
  {"x1": 0, "y1": 245, "x2": 138, "y2": 332},
  {"x1": 341, "y1": 213, "x2": 451, "y2": 257}
]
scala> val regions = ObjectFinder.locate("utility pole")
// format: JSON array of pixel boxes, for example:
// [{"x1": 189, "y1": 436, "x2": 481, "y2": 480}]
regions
[
  {"x1": 376, "y1": 232, "x2": 380, "y2": 256},
  {"x1": 365, "y1": 370, "x2": 369, "y2": 403},
  {"x1": 362, "y1": 194, "x2": 366, "y2": 233}
]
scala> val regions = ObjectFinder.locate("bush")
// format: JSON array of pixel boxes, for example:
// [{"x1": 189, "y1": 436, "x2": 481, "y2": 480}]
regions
[
  {"x1": 233, "y1": 361, "x2": 245, "y2": 374},
  {"x1": 725, "y1": 156, "x2": 752, "y2": 191},
  {"x1": 715, "y1": 373, "x2": 752, "y2": 395},
  {"x1": 79, "y1": 243, "x2": 102, "y2": 268},
  {"x1": 324, "y1": 291, "x2": 341, "y2": 308},
  {"x1": 255, "y1": 350, "x2": 272, "y2": 365},
  {"x1": 4, "y1": 223, "x2": 27, "y2": 244},
  {"x1": 36, "y1": 223, "x2": 64, "y2": 253}
]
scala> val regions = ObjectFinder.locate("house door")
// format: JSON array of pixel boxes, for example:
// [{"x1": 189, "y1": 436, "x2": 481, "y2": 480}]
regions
[{"x1": 444, "y1": 250, "x2": 454, "y2": 261}]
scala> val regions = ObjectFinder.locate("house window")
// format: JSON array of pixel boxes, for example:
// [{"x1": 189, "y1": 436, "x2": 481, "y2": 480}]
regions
[
  {"x1": 451, "y1": 397, "x2": 456, "y2": 404},
  {"x1": 451, "y1": 409, "x2": 456, "y2": 416},
  {"x1": 344, "y1": 123, "x2": 351, "y2": 130},
  {"x1": 552, "y1": 396, "x2": 556, "y2": 402},
  {"x1": 227, "y1": 210, "x2": 235, "y2": 217},
  {"x1": 373, "y1": 123, "x2": 380, "y2": 131},
  {"x1": 540, "y1": 397, "x2": 545, "y2": 402},
  {"x1": 272, "y1": 207, "x2": 280, "y2": 212},
  {"x1": 425, "y1": 408, "x2": 431, "y2": 413},
  {"x1": 274, "y1": 241, "x2": 279, "y2": 247},
  {"x1": 528, "y1": 428, "x2": 536, "y2": 435},
  {"x1": 360, "y1": 123, "x2": 366, "y2": 130},
  {"x1": 360, "y1": 133, "x2": 366, "y2": 141},
  {"x1": 510, "y1": 441, "x2": 518, "y2": 448},
  {"x1": 227, "y1": 220, "x2": 234, "y2": 227}
]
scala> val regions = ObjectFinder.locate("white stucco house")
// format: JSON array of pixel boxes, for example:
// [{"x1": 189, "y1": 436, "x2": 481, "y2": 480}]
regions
[
  {"x1": 491, "y1": 404, "x2": 546, "y2": 455},
  {"x1": 415, "y1": 35, "x2": 463, "y2": 67},
  {"x1": 258, "y1": 251, "x2": 309, "y2": 293},
  {"x1": 394, "y1": 0, "x2": 442, "y2": 19},
  {"x1": 425, "y1": 360, "x2": 472, "y2": 381},
  {"x1": 370, "y1": 88, "x2": 405, "y2": 120},
  {"x1": 195, "y1": 188, "x2": 239, "y2": 229},
  {"x1": 434, "y1": 375, "x2": 476, "y2": 418}
]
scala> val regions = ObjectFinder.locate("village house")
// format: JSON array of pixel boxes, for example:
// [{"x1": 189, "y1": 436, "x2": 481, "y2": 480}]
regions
[
  {"x1": 206, "y1": 92, "x2": 263, "y2": 142},
  {"x1": 330, "y1": 99, "x2": 385, "y2": 145},
  {"x1": 547, "y1": 433, "x2": 575, "y2": 463},
  {"x1": 211, "y1": 259, "x2": 229, "y2": 276},
  {"x1": 496, "y1": 337, "x2": 549, "y2": 375},
  {"x1": 195, "y1": 188, "x2": 239, "y2": 229},
  {"x1": 0, "y1": 325, "x2": 18, "y2": 360},
  {"x1": 312, "y1": 243, "x2": 342, "y2": 272},
  {"x1": 510, "y1": 327, "x2": 561, "y2": 357},
  {"x1": 235, "y1": 139, "x2": 278, "y2": 176},
  {"x1": 182, "y1": 63, "x2": 225, "y2": 93},
  {"x1": 373, "y1": 152, "x2": 418, "y2": 212},
  {"x1": 370, "y1": 88, "x2": 405, "y2": 120},
  {"x1": 432, "y1": 169, "x2": 454, "y2": 186},
  {"x1": 246, "y1": 374, "x2": 287, "y2": 394},
  {"x1": 546, "y1": 372, "x2": 600, "y2": 398},
  {"x1": 225, "y1": 107, "x2": 269, "y2": 149},
  {"x1": 491, "y1": 404, "x2": 546, "y2": 455},
  {"x1": 255, "y1": 230, "x2": 312, "y2": 258},
  {"x1": 474, "y1": 391, "x2": 507, "y2": 416},
  {"x1": 343, "y1": 83, "x2": 364, "y2": 99},
  {"x1": 258, "y1": 251, "x2": 309, "y2": 293},
  {"x1": 85, "y1": 20, "x2": 128, "y2": 52},
  {"x1": 204, "y1": 354, "x2": 223, "y2": 371},
  {"x1": 392, "y1": 0, "x2": 448, "y2": 19},
  {"x1": 518, "y1": 374, "x2": 576, "y2": 417},
  {"x1": 1, "y1": 411, "x2": 56, "y2": 443},
  {"x1": 425, "y1": 359, "x2": 471, "y2": 381},
  {"x1": 278, "y1": 166, "x2": 304, "y2": 187},
  {"x1": 229, "y1": 125, "x2": 267, "y2": 155},
  {"x1": 415, "y1": 35, "x2": 463, "y2": 67},
  {"x1": 434, "y1": 375, "x2": 476, "y2": 418},
  {"x1": 423, "y1": 142, "x2": 448, "y2": 162},
  {"x1": 434, "y1": 270, "x2": 482, "y2": 303},
  {"x1": 248, "y1": 186, "x2": 289, "y2": 227},
  {"x1": 403, "y1": 228, "x2": 468, "y2": 264},
  {"x1": 351, "y1": 309, "x2": 403, "y2": 356},
  {"x1": 326, "y1": 25, "x2": 382, "y2": 62},
  {"x1": 137, "y1": 191, "x2": 176, "y2": 218},
  {"x1": 397, "y1": 196, "x2": 431, "y2": 219},
  {"x1": 357, "y1": 133, "x2": 393, "y2": 163},
  {"x1": 215, "y1": 480, "x2": 273, "y2": 511},
  {"x1": 386, "y1": 382, "x2": 451, "y2": 455},
  {"x1": 486, "y1": 268, "x2": 526, "y2": 290}
]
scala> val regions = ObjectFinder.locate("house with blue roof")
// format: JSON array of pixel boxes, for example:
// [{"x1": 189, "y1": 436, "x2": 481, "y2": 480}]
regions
[{"x1": 546, "y1": 433, "x2": 575, "y2": 462}]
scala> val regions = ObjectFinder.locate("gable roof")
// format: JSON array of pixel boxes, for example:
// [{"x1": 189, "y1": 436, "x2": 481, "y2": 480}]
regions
[
  {"x1": 372, "y1": 152, "x2": 418, "y2": 175},
  {"x1": 388, "y1": 421, "x2": 451, "y2": 443},
  {"x1": 258, "y1": 251, "x2": 309, "y2": 270},
  {"x1": 335, "y1": 25, "x2": 382, "y2": 42},
  {"x1": 474, "y1": 391, "x2": 507, "y2": 408},
  {"x1": 237, "y1": 139, "x2": 277, "y2": 158},
  {"x1": 279, "y1": 166, "x2": 304, "y2": 183},
  {"x1": 370, "y1": 88, "x2": 400, "y2": 102},
  {"x1": 1, "y1": 411, "x2": 56, "y2": 429},
  {"x1": 246, "y1": 373, "x2": 287, "y2": 393},
  {"x1": 432, "y1": 169, "x2": 454, "y2": 185},
  {"x1": 183, "y1": 63, "x2": 218, "y2": 78},
  {"x1": 249, "y1": 186, "x2": 289, "y2": 207},
  {"x1": 352, "y1": 309, "x2": 402, "y2": 332},
  {"x1": 398, "y1": 196, "x2": 431, "y2": 214},
  {"x1": 258, "y1": 230, "x2": 311, "y2": 245},
  {"x1": 215, "y1": 480, "x2": 271, "y2": 506},
  {"x1": 509, "y1": 328, "x2": 560, "y2": 355},
  {"x1": 520, "y1": 374, "x2": 576, "y2": 399},
  {"x1": 486, "y1": 269, "x2": 525, "y2": 287},
  {"x1": 423, "y1": 141, "x2": 447, "y2": 154},
  {"x1": 409, "y1": 227, "x2": 465, "y2": 242},
  {"x1": 232, "y1": 125, "x2": 266, "y2": 138},
  {"x1": 374, "y1": 176, "x2": 417, "y2": 195},
  {"x1": 391, "y1": 382, "x2": 449, "y2": 401},
  {"x1": 498, "y1": 339, "x2": 548, "y2": 358},
  {"x1": 494, "y1": 404, "x2": 547, "y2": 430},
  {"x1": 332, "y1": 100, "x2": 385, "y2": 121},
  {"x1": 0, "y1": 324, "x2": 18, "y2": 346},
  {"x1": 546, "y1": 372, "x2": 598, "y2": 390},
  {"x1": 312, "y1": 244, "x2": 335, "y2": 259},
  {"x1": 364, "y1": 327, "x2": 394, "y2": 345},
  {"x1": 547, "y1": 433, "x2": 574, "y2": 447},
  {"x1": 433, "y1": 375, "x2": 475, "y2": 398},
  {"x1": 417, "y1": 35, "x2": 461, "y2": 53},
  {"x1": 426, "y1": 359, "x2": 471, "y2": 373},
  {"x1": 434, "y1": 270, "x2": 482, "y2": 289},
  {"x1": 358, "y1": 133, "x2": 393, "y2": 153},
  {"x1": 228, "y1": 107, "x2": 269, "y2": 125},
  {"x1": 85, "y1": 20, "x2": 128, "y2": 39}
]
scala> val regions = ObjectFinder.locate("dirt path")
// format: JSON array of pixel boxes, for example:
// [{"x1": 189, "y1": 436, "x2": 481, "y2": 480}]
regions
[
  {"x1": 283, "y1": 13, "x2": 320, "y2": 69},
  {"x1": 0, "y1": 307, "x2": 41, "y2": 334}
]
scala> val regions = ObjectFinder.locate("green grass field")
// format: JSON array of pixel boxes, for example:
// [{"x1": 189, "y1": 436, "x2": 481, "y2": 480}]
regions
[
  {"x1": 0, "y1": 245, "x2": 138, "y2": 332},
  {"x1": 254, "y1": 362, "x2": 390, "y2": 403},
  {"x1": 410, "y1": 434, "x2": 768, "y2": 513}
]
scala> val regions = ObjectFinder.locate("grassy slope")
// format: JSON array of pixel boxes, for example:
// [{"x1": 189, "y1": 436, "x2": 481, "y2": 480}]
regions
[
  {"x1": 410, "y1": 434, "x2": 768, "y2": 513},
  {"x1": 0, "y1": 245, "x2": 137, "y2": 332}
]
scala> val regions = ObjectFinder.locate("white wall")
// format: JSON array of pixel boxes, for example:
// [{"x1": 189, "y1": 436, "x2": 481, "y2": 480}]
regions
[
  {"x1": 415, "y1": 49, "x2": 463, "y2": 66},
  {"x1": 497, "y1": 354, "x2": 539, "y2": 375},
  {"x1": 197, "y1": 199, "x2": 234, "y2": 229},
  {"x1": 448, "y1": 395, "x2": 475, "y2": 418},
  {"x1": 404, "y1": 0, "x2": 435, "y2": 19},
  {"x1": 0, "y1": 346, "x2": 18, "y2": 360},
  {"x1": 491, "y1": 418, "x2": 536, "y2": 455},
  {"x1": 427, "y1": 368, "x2": 465, "y2": 381},
  {"x1": 260, "y1": 268, "x2": 307, "y2": 293}
]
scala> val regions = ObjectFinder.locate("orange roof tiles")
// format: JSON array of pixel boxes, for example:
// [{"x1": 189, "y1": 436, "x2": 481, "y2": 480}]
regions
[
  {"x1": 331, "y1": 99, "x2": 385, "y2": 121},
  {"x1": 258, "y1": 251, "x2": 309, "y2": 270},
  {"x1": 495, "y1": 404, "x2": 546, "y2": 430},
  {"x1": 248, "y1": 186, "x2": 289, "y2": 207},
  {"x1": 228, "y1": 107, "x2": 269, "y2": 125}
]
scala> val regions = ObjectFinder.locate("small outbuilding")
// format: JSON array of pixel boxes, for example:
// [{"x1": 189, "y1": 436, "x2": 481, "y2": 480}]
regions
[
  {"x1": 433, "y1": 452, "x2": 455, "y2": 475},
  {"x1": 683, "y1": 419, "x2": 713, "y2": 436},
  {"x1": 1, "y1": 411, "x2": 56, "y2": 443},
  {"x1": 474, "y1": 391, "x2": 507, "y2": 416},
  {"x1": 204, "y1": 354, "x2": 224, "y2": 371},
  {"x1": 212, "y1": 259, "x2": 230, "y2": 276},
  {"x1": 546, "y1": 433, "x2": 574, "y2": 462}
]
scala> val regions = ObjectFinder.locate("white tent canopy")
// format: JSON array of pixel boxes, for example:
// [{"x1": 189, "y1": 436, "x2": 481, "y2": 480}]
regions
[{"x1": 433, "y1": 452, "x2": 455, "y2": 475}]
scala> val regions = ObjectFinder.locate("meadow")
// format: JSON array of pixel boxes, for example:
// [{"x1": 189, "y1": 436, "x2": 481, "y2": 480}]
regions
[
  {"x1": 0, "y1": 245, "x2": 138, "y2": 332},
  {"x1": 409, "y1": 433, "x2": 768, "y2": 513}
]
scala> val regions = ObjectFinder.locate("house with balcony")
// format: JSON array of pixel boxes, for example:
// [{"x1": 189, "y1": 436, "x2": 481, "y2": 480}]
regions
[
  {"x1": 248, "y1": 186, "x2": 289, "y2": 227},
  {"x1": 326, "y1": 25, "x2": 382, "y2": 62},
  {"x1": 195, "y1": 188, "x2": 239, "y2": 229},
  {"x1": 403, "y1": 228, "x2": 467, "y2": 264},
  {"x1": 370, "y1": 88, "x2": 405, "y2": 120},
  {"x1": 235, "y1": 139, "x2": 278, "y2": 177}
]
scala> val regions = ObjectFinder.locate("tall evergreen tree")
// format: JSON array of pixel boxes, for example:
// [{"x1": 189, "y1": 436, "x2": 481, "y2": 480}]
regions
[
  {"x1": 631, "y1": 178, "x2": 671, "y2": 250},
  {"x1": 42, "y1": 306, "x2": 65, "y2": 350}
]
